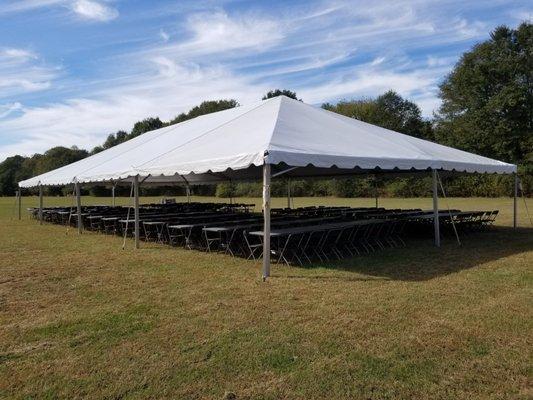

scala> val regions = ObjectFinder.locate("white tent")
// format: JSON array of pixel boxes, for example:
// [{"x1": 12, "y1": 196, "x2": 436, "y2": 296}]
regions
[
  {"x1": 18, "y1": 96, "x2": 518, "y2": 278},
  {"x1": 19, "y1": 95, "x2": 515, "y2": 187}
]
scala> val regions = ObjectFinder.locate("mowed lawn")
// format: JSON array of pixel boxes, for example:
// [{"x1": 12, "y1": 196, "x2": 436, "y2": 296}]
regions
[{"x1": 0, "y1": 195, "x2": 532, "y2": 399}]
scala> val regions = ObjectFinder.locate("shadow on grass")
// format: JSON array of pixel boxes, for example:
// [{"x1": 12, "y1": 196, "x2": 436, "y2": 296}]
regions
[{"x1": 278, "y1": 226, "x2": 533, "y2": 282}]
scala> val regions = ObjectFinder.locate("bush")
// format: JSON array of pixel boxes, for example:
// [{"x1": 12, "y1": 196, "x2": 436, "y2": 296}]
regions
[
  {"x1": 212, "y1": 174, "x2": 529, "y2": 199},
  {"x1": 215, "y1": 182, "x2": 234, "y2": 198}
]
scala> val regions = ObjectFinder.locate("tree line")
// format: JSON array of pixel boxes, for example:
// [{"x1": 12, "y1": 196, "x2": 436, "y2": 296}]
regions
[{"x1": 0, "y1": 23, "x2": 530, "y2": 198}]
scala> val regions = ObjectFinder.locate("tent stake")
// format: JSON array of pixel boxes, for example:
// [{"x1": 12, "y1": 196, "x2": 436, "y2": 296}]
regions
[
  {"x1": 38, "y1": 184, "x2": 43, "y2": 225},
  {"x1": 134, "y1": 175, "x2": 140, "y2": 249},
  {"x1": 262, "y1": 163, "x2": 271, "y2": 280},
  {"x1": 75, "y1": 182, "x2": 83, "y2": 234},
  {"x1": 432, "y1": 169, "x2": 440, "y2": 247}
]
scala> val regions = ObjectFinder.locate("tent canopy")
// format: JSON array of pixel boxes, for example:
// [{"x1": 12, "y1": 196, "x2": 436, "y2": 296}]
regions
[{"x1": 19, "y1": 95, "x2": 516, "y2": 188}]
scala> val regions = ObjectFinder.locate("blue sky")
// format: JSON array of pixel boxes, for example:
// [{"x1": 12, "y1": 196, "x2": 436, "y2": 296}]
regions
[{"x1": 0, "y1": 0, "x2": 531, "y2": 161}]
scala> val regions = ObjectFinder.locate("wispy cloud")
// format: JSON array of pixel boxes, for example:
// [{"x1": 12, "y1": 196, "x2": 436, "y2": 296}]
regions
[
  {"x1": 510, "y1": 9, "x2": 533, "y2": 22},
  {"x1": 0, "y1": 0, "x2": 118, "y2": 22},
  {"x1": 0, "y1": 0, "x2": 64, "y2": 14},
  {"x1": 298, "y1": 61, "x2": 445, "y2": 107},
  {"x1": 186, "y1": 11, "x2": 282, "y2": 52},
  {"x1": 148, "y1": 10, "x2": 284, "y2": 60},
  {"x1": 0, "y1": 48, "x2": 38, "y2": 61},
  {"x1": 159, "y1": 29, "x2": 170, "y2": 42},
  {"x1": 0, "y1": 102, "x2": 22, "y2": 119},
  {"x1": 426, "y1": 55, "x2": 457, "y2": 68},
  {"x1": 452, "y1": 17, "x2": 486, "y2": 39},
  {"x1": 70, "y1": 0, "x2": 118, "y2": 21},
  {"x1": 0, "y1": 48, "x2": 59, "y2": 98}
]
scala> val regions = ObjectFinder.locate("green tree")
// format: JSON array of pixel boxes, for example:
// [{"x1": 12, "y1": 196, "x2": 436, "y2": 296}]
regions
[
  {"x1": 0, "y1": 147, "x2": 89, "y2": 195},
  {"x1": 34, "y1": 146, "x2": 88, "y2": 174},
  {"x1": 90, "y1": 145, "x2": 104, "y2": 155},
  {"x1": 92, "y1": 119, "x2": 162, "y2": 154},
  {"x1": 322, "y1": 98, "x2": 379, "y2": 123},
  {"x1": 323, "y1": 90, "x2": 432, "y2": 139},
  {"x1": 102, "y1": 130, "x2": 128, "y2": 150},
  {"x1": 435, "y1": 22, "x2": 532, "y2": 165},
  {"x1": 0, "y1": 155, "x2": 26, "y2": 195},
  {"x1": 131, "y1": 117, "x2": 163, "y2": 138},
  {"x1": 169, "y1": 99, "x2": 239, "y2": 125},
  {"x1": 262, "y1": 89, "x2": 301, "y2": 101},
  {"x1": 375, "y1": 91, "x2": 433, "y2": 139}
]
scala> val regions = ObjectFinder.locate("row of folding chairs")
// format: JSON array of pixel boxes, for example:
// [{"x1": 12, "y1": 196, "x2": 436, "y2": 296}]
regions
[
  {"x1": 34, "y1": 202, "x2": 244, "y2": 227},
  {"x1": 31, "y1": 204, "x2": 500, "y2": 266},
  {"x1": 243, "y1": 218, "x2": 410, "y2": 266},
  {"x1": 406, "y1": 210, "x2": 499, "y2": 237},
  {"x1": 441, "y1": 210, "x2": 499, "y2": 233}
]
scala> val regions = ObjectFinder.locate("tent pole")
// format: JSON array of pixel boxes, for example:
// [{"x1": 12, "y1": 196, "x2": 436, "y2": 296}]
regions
[
  {"x1": 17, "y1": 189, "x2": 22, "y2": 220},
  {"x1": 75, "y1": 181, "x2": 83, "y2": 234},
  {"x1": 112, "y1": 185, "x2": 116, "y2": 207},
  {"x1": 513, "y1": 173, "x2": 518, "y2": 229},
  {"x1": 134, "y1": 175, "x2": 140, "y2": 249},
  {"x1": 181, "y1": 175, "x2": 191, "y2": 203},
  {"x1": 262, "y1": 163, "x2": 271, "y2": 280},
  {"x1": 38, "y1": 184, "x2": 43, "y2": 225},
  {"x1": 287, "y1": 178, "x2": 291, "y2": 209},
  {"x1": 374, "y1": 176, "x2": 378, "y2": 208},
  {"x1": 432, "y1": 169, "x2": 440, "y2": 247}
]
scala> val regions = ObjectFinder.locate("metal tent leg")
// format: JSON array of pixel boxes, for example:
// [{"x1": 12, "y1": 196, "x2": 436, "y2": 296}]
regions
[
  {"x1": 112, "y1": 185, "x2": 116, "y2": 207},
  {"x1": 75, "y1": 182, "x2": 83, "y2": 234},
  {"x1": 432, "y1": 169, "x2": 440, "y2": 247},
  {"x1": 513, "y1": 173, "x2": 518, "y2": 229},
  {"x1": 374, "y1": 176, "x2": 378, "y2": 208},
  {"x1": 287, "y1": 178, "x2": 291, "y2": 209},
  {"x1": 38, "y1": 185, "x2": 43, "y2": 225},
  {"x1": 17, "y1": 189, "x2": 21, "y2": 220},
  {"x1": 262, "y1": 163, "x2": 271, "y2": 280},
  {"x1": 134, "y1": 175, "x2": 140, "y2": 249}
]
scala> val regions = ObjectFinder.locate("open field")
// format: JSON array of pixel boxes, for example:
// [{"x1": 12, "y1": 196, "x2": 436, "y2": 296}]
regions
[{"x1": 0, "y1": 196, "x2": 532, "y2": 399}]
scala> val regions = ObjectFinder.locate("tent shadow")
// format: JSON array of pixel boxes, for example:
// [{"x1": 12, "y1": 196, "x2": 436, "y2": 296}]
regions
[{"x1": 283, "y1": 226, "x2": 533, "y2": 282}]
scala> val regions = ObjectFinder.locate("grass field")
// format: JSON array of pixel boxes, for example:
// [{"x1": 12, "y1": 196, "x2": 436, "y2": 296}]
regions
[{"x1": 0, "y1": 195, "x2": 532, "y2": 399}]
